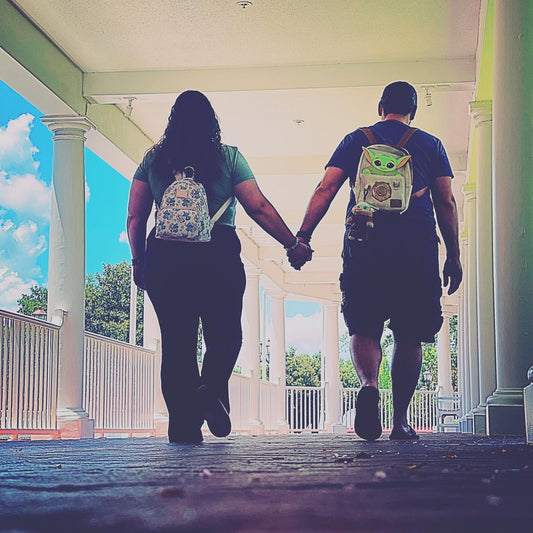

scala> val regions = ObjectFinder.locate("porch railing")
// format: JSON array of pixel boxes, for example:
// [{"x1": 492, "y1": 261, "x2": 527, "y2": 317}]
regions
[
  {"x1": 0, "y1": 310, "x2": 60, "y2": 430},
  {"x1": 341, "y1": 388, "x2": 438, "y2": 432},
  {"x1": 286, "y1": 386, "x2": 326, "y2": 432},
  {"x1": 83, "y1": 332, "x2": 155, "y2": 430}
]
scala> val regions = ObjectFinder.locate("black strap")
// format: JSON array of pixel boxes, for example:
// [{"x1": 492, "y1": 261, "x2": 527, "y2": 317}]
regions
[{"x1": 360, "y1": 126, "x2": 417, "y2": 149}]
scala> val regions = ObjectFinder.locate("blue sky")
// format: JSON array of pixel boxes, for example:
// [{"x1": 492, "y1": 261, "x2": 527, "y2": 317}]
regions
[
  {"x1": 0, "y1": 79, "x2": 346, "y2": 355},
  {"x1": 0, "y1": 79, "x2": 131, "y2": 310}
]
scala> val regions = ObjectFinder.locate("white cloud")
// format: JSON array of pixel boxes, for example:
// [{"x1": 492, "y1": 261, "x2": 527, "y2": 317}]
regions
[
  {"x1": 0, "y1": 266, "x2": 36, "y2": 311},
  {"x1": 0, "y1": 170, "x2": 50, "y2": 219},
  {"x1": 0, "y1": 114, "x2": 39, "y2": 175},
  {"x1": 284, "y1": 311, "x2": 323, "y2": 355},
  {"x1": 85, "y1": 180, "x2": 90, "y2": 203},
  {"x1": 118, "y1": 230, "x2": 128, "y2": 244}
]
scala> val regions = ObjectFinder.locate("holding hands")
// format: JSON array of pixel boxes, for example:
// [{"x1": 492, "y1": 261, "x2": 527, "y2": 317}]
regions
[{"x1": 286, "y1": 236, "x2": 313, "y2": 271}]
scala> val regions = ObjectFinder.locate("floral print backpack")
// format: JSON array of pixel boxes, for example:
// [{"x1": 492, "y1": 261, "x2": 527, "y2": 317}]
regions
[{"x1": 155, "y1": 166, "x2": 232, "y2": 242}]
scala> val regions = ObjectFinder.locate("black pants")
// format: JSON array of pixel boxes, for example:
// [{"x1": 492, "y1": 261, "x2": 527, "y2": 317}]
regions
[{"x1": 144, "y1": 225, "x2": 246, "y2": 433}]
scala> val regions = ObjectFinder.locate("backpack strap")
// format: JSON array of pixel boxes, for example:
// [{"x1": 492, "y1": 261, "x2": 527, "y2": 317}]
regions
[
  {"x1": 210, "y1": 197, "x2": 233, "y2": 228},
  {"x1": 396, "y1": 127, "x2": 418, "y2": 149},
  {"x1": 360, "y1": 127, "x2": 377, "y2": 145}
]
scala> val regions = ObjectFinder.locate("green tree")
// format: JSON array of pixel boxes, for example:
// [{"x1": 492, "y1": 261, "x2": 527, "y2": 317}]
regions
[
  {"x1": 17, "y1": 261, "x2": 144, "y2": 345},
  {"x1": 16, "y1": 285, "x2": 48, "y2": 316},
  {"x1": 339, "y1": 358, "x2": 360, "y2": 388},
  {"x1": 285, "y1": 347, "x2": 321, "y2": 386}
]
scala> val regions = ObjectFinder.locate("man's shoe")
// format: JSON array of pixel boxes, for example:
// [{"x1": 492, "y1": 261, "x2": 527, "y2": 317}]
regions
[
  {"x1": 354, "y1": 386, "x2": 382, "y2": 441},
  {"x1": 389, "y1": 425, "x2": 419, "y2": 440},
  {"x1": 198, "y1": 384, "x2": 231, "y2": 438}
]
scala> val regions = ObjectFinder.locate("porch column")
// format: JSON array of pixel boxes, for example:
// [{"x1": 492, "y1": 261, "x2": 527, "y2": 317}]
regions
[
  {"x1": 268, "y1": 289, "x2": 289, "y2": 433},
  {"x1": 323, "y1": 302, "x2": 343, "y2": 433},
  {"x1": 437, "y1": 312, "x2": 453, "y2": 397},
  {"x1": 241, "y1": 264, "x2": 264, "y2": 434},
  {"x1": 458, "y1": 238, "x2": 471, "y2": 429},
  {"x1": 463, "y1": 187, "x2": 479, "y2": 432},
  {"x1": 487, "y1": 0, "x2": 533, "y2": 435},
  {"x1": 42, "y1": 115, "x2": 94, "y2": 438},
  {"x1": 470, "y1": 101, "x2": 496, "y2": 435}
]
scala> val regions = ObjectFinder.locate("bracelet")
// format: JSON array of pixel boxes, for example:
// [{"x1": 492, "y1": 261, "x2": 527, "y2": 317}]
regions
[
  {"x1": 131, "y1": 257, "x2": 144, "y2": 266},
  {"x1": 296, "y1": 230, "x2": 312, "y2": 243},
  {"x1": 284, "y1": 237, "x2": 300, "y2": 252}
]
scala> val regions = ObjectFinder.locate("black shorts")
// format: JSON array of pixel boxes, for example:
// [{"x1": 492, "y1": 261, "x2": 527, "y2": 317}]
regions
[{"x1": 340, "y1": 215, "x2": 443, "y2": 343}]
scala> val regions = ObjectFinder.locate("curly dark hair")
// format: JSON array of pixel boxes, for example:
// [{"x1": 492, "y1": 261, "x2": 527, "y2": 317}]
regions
[{"x1": 150, "y1": 90, "x2": 223, "y2": 184}]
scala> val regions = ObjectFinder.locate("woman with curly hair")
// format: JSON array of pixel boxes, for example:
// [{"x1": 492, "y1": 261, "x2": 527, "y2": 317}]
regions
[{"x1": 127, "y1": 90, "x2": 310, "y2": 443}]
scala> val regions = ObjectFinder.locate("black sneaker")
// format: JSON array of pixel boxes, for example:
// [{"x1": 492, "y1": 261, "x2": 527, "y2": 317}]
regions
[
  {"x1": 354, "y1": 386, "x2": 382, "y2": 441},
  {"x1": 198, "y1": 384, "x2": 231, "y2": 438}
]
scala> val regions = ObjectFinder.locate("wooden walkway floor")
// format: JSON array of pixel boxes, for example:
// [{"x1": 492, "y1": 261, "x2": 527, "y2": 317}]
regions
[{"x1": 0, "y1": 433, "x2": 532, "y2": 532}]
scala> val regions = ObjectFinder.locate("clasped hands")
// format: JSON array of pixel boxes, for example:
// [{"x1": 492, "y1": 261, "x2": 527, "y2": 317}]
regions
[{"x1": 287, "y1": 237, "x2": 313, "y2": 271}]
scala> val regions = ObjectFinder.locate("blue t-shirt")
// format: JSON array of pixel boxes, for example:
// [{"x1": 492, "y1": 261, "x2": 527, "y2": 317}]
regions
[{"x1": 326, "y1": 120, "x2": 454, "y2": 224}]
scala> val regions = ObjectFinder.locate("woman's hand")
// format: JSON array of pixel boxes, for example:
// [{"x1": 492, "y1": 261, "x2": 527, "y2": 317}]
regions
[
  {"x1": 132, "y1": 264, "x2": 146, "y2": 290},
  {"x1": 287, "y1": 241, "x2": 313, "y2": 270}
]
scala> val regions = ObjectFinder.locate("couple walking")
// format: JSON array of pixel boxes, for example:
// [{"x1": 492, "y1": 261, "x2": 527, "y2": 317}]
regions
[{"x1": 127, "y1": 82, "x2": 462, "y2": 444}]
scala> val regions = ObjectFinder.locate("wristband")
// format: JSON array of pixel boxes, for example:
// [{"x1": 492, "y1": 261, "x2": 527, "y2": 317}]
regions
[
  {"x1": 296, "y1": 230, "x2": 312, "y2": 243},
  {"x1": 284, "y1": 237, "x2": 300, "y2": 252}
]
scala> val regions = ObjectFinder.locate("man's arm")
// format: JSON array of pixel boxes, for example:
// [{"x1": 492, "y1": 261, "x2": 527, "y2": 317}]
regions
[
  {"x1": 288, "y1": 166, "x2": 348, "y2": 270},
  {"x1": 431, "y1": 176, "x2": 462, "y2": 295},
  {"x1": 298, "y1": 166, "x2": 348, "y2": 236}
]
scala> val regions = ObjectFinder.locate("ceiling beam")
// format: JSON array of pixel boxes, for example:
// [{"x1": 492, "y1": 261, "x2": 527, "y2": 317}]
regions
[{"x1": 84, "y1": 58, "x2": 475, "y2": 101}]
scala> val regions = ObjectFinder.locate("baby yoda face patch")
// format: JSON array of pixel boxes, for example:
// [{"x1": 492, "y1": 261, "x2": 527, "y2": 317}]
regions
[{"x1": 362, "y1": 146, "x2": 411, "y2": 174}]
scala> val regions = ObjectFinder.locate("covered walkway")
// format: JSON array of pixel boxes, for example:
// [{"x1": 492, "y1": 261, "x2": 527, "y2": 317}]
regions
[{"x1": 1, "y1": 433, "x2": 532, "y2": 532}]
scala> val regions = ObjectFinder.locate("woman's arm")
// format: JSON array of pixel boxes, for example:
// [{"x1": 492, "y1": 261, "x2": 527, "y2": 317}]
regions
[
  {"x1": 126, "y1": 179, "x2": 154, "y2": 289},
  {"x1": 234, "y1": 179, "x2": 311, "y2": 270}
]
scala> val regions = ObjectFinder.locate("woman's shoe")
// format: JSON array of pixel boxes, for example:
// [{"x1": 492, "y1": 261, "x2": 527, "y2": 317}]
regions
[
  {"x1": 168, "y1": 423, "x2": 203, "y2": 444},
  {"x1": 354, "y1": 386, "x2": 382, "y2": 441},
  {"x1": 198, "y1": 384, "x2": 231, "y2": 438}
]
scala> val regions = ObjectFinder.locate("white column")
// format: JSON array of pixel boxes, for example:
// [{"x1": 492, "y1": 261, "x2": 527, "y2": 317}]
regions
[
  {"x1": 470, "y1": 100, "x2": 496, "y2": 435},
  {"x1": 129, "y1": 270, "x2": 137, "y2": 345},
  {"x1": 437, "y1": 312, "x2": 453, "y2": 397},
  {"x1": 487, "y1": 0, "x2": 533, "y2": 436},
  {"x1": 268, "y1": 289, "x2": 289, "y2": 433},
  {"x1": 458, "y1": 238, "x2": 471, "y2": 429},
  {"x1": 323, "y1": 302, "x2": 343, "y2": 433},
  {"x1": 41, "y1": 115, "x2": 94, "y2": 438},
  {"x1": 463, "y1": 187, "x2": 479, "y2": 432},
  {"x1": 241, "y1": 264, "x2": 264, "y2": 434}
]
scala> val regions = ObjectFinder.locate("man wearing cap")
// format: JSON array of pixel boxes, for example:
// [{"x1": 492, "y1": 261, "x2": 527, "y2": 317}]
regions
[{"x1": 290, "y1": 81, "x2": 462, "y2": 441}]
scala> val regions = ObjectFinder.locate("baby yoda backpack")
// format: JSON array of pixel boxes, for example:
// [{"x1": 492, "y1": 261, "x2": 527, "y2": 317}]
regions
[
  {"x1": 155, "y1": 166, "x2": 232, "y2": 242},
  {"x1": 353, "y1": 127, "x2": 417, "y2": 214}
]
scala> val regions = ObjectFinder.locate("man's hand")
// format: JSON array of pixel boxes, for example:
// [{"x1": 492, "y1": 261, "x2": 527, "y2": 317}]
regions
[
  {"x1": 287, "y1": 241, "x2": 313, "y2": 271},
  {"x1": 133, "y1": 264, "x2": 146, "y2": 290},
  {"x1": 442, "y1": 256, "x2": 462, "y2": 295}
]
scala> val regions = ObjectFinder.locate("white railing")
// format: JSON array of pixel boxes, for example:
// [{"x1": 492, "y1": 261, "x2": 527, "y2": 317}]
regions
[
  {"x1": 286, "y1": 386, "x2": 326, "y2": 432},
  {"x1": 0, "y1": 310, "x2": 60, "y2": 430},
  {"x1": 83, "y1": 332, "x2": 155, "y2": 430},
  {"x1": 341, "y1": 388, "x2": 438, "y2": 432},
  {"x1": 227, "y1": 372, "x2": 251, "y2": 432},
  {"x1": 259, "y1": 380, "x2": 281, "y2": 432}
]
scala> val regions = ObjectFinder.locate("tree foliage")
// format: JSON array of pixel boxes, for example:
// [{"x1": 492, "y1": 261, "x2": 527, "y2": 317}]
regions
[
  {"x1": 17, "y1": 261, "x2": 144, "y2": 345},
  {"x1": 285, "y1": 347, "x2": 321, "y2": 387},
  {"x1": 16, "y1": 285, "x2": 48, "y2": 316}
]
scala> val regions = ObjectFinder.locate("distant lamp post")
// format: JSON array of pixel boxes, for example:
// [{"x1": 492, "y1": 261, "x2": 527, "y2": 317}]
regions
[
  {"x1": 422, "y1": 370, "x2": 433, "y2": 389},
  {"x1": 32, "y1": 309, "x2": 47, "y2": 320}
]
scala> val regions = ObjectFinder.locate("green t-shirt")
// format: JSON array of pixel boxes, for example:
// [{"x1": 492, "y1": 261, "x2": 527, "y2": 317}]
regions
[{"x1": 133, "y1": 144, "x2": 255, "y2": 227}]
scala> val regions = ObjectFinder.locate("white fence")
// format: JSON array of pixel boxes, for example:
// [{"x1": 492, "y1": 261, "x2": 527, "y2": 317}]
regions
[
  {"x1": 84, "y1": 332, "x2": 155, "y2": 430},
  {"x1": 341, "y1": 388, "x2": 438, "y2": 432},
  {"x1": 0, "y1": 310, "x2": 60, "y2": 430},
  {"x1": 286, "y1": 386, "x2": 326, "y2": 432}
]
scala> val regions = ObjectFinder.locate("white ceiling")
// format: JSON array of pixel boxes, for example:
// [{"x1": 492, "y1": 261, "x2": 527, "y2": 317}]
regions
[{"x1": 11, "y1": 0, "x2": 482, "y2": 304}]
